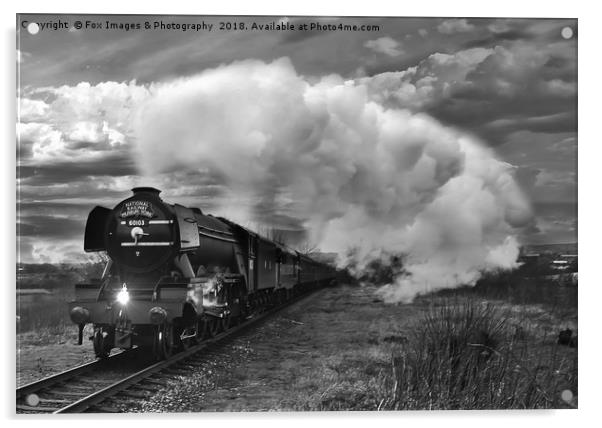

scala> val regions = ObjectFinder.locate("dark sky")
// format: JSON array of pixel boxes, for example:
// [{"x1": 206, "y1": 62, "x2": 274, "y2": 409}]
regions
[{"x1": 17, "y1": 15, "x2": 577, "y2": 262}]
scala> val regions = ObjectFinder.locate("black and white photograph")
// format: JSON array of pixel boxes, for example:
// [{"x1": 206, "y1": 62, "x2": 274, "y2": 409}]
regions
[{"x1": 15, "y1": 12, "x2": 578, "y2": 413}]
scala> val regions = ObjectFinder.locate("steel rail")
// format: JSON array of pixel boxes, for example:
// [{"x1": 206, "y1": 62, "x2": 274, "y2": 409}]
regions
[
  {"x1": 16, "y1": 348, "x2": 135, "y2": 400},
  {"x1": 18, "y1": 285, "x2": 324, "y2": 414},
  {"x1": 56, "y1": 287, "x2": 321, "y2": 413}
]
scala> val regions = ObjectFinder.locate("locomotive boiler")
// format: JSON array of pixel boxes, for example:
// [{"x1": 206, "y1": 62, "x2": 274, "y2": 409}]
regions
[{"x1": 69, "y1": 187, "x2": 336, "y2": 360}]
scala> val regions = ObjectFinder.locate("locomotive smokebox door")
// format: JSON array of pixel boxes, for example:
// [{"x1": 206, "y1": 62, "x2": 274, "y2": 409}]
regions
[
  {"x1": 174, "y1": 204, "x2": 200, "y2": 250},
  {"x1": 106, "y1": 189, "x2": 177, "y2": 273},
  {"x1": 84, "y1": 206, "x2": 111, "y2": 252}
]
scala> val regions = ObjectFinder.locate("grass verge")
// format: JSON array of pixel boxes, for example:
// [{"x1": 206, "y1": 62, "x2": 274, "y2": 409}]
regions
[{"x1": 381, "y1": 299, "x2": 577, "y2": 409}]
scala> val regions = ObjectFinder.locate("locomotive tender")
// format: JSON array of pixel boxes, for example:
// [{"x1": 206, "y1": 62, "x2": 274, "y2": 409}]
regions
[{"x1": 69, "y1": 187, "x2": 336, "y2": 359}]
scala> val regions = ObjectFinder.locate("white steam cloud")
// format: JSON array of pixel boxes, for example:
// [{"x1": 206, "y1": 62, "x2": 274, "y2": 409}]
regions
[{"x1": 133, "y1": 57, "x2": 532, "y2": 303}]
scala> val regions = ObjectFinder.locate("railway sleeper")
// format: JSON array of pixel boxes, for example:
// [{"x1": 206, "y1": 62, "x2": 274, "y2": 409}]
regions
[
  {"x1": 41, "y1": 389, "x2": 92, "y2": 397},
  {"x1": 17, "y1": 282, "x2": 326, "y2": 414},
  {"x1": 35, "y1": 397, "x2": 72, "y2": 404},
  {"x1": 90, "y1": 405, "x2": 121, "y2": 413},
  {"x1": 176, "y1": 363, "x2": 202, "y2": 370},
  {"x1": 117, "y1": 390, "x2": 152, "y2": 399},
  {"x1": 160, "y1": 374, "x2": 188, "y2": 381},
  {"x1": 48, "y1": 385, "x2": 97, "y2": 392},
  {"x1": 163, "y1": 368, "x2": 190, "y2": 375},
  {"x1": 131, "y1": 384, "x2": 161, "y2": 392},
  {"x1": 70, "y1": 376, "x2": 112, "y2": 385},
  {"x1": 140, "y1": 378, "x2": 170, "y2": 386},
  {"x1": 17, "y1": 404, "x2": 61, "y2": 412}
]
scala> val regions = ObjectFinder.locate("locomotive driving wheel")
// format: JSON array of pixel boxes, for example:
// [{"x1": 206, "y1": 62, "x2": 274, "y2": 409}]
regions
[
  {"x1": 153, "y1": 322, "x2": 174, "y2": 360},
  {"x1": 196, "y1": 318, "x2": 208, "y2": 341},
  {"x1": 220, "y1": 314, "x2": 231, "y2": 331},
  {"x1": 206, "y1": 317, "x2": 221, "y2": 337},
  {"x1": 229, "y1": 284, "x2": 246, "y2": 326},
  {"x1": 93, "y1": 327, "x2": 112, "y2": 359}
]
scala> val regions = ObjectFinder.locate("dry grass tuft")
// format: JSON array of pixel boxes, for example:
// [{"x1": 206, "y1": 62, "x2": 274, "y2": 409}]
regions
[{"x1": 382, "y1": 300, "x2": 577, "y2": 409}]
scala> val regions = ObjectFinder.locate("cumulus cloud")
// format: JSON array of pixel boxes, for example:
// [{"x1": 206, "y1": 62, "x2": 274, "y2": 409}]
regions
[
  {"x1": 19, "y1": 39, "x2": 573, "y2": 275},
  {"x1": 437, "y1": 19, "x2": 475, "y2": 34},
  {"x1": 133, "y1": 57, "x2": 531, "y2": 302},
  {"x1": 358, "y1": 38, "x2": 576, "y2": 146},
  {"x1": 16, "y1": 18, "x2": 576, "y2": 268},
  {"x1": 19, "y1": 98, "x2": 49, "y2": 121},
  {"x1": 17, "y1": 82, "x2": 151, "y2": 256},
  {"x1": 361, "y1": 47, "x2": 492, "y2": 109},
  {"x1": 364, "y1": 37, "x2": 403, "y2": 57},
  {"x1": 535, "y1": 169, "x2": 576, "y2": 188},
  {"x1": 487, "y1": 20, "x2": 512, "y2": 34},
  {"x1": 18, "y1": 81, "x2": 149, "y2": 163}
]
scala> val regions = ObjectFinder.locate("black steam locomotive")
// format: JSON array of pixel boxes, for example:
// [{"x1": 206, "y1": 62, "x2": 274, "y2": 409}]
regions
[{"x1": 69, "y1": 187, "x2": 336, "y2": 359}]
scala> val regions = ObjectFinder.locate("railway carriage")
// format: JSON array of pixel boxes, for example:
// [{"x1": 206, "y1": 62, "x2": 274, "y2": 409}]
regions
[{"x1": 69, "y1": 187, "x2": 336, "y2": 360}]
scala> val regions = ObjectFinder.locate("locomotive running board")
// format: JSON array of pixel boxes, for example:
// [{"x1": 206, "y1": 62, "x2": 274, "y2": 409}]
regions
[{"x1": 120, "y1": 242, "x2": 174, "y2": 247}]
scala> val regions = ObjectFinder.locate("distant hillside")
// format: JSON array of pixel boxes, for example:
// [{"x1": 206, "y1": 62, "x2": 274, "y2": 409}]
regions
[
  {"x1": 521, "y1": 243, "x2": 577, "y2": 255},
  {"x1": 16, "y1": 262, "x2": 105, "y2": 290}
]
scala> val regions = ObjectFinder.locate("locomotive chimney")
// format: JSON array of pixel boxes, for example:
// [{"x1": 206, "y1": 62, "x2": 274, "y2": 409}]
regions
[{"x1": 131, "y1": 187, "x2": 162, "y2": 197}]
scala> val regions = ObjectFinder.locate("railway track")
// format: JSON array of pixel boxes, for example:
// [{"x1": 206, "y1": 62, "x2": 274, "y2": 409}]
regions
[
  {"x1": 16, "y1": 287, "x2": 323, "y2": 414},
  {"x1": 16, "y1": 349, "x2": 149, "y2": 413}
]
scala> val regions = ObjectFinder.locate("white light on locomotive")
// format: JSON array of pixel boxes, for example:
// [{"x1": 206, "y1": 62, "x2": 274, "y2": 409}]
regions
[{"x1": 117, "y1": 283, "x2": 130, "y2": 305}]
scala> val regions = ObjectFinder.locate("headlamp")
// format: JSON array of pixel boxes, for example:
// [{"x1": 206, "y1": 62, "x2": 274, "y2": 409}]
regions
[{"x1": 117, "y1": 283, "x2": 130, "y2": 305}]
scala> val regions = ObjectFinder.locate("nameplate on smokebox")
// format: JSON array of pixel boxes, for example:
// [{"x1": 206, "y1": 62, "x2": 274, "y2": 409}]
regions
[{"x1": 120, "y1": 201, "x2": 155, "y2": 219}]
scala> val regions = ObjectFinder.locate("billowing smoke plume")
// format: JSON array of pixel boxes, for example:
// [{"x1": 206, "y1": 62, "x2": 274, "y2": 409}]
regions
[{"x1": 133, "y1": 57, "x2": 532, "y2": 303}]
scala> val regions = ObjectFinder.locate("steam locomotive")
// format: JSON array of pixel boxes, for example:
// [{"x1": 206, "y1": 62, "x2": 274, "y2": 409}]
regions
[{"x1": 69, "y1": 187, "x2": 337, "y2": 360}]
